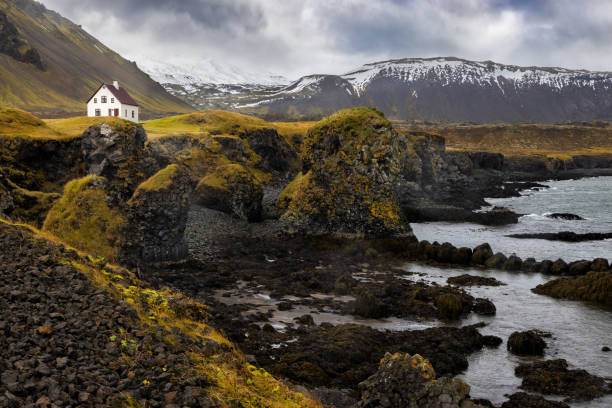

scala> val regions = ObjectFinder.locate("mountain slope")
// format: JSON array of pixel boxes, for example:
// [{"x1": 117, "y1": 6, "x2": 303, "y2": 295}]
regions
[
  {"x1": 237, "y1": 57, "x2": 612, "y2": 123},
  {"x1": 0, "y1": 0, "x2": 192, "y2": 118}
]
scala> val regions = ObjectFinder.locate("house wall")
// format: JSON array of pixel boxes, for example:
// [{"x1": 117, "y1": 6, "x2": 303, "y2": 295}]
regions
[{"x1": 87, "y1": 85, "x2": 139, "y2": 122}]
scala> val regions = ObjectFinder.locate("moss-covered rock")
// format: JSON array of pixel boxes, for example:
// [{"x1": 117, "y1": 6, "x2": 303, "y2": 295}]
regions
[
  {"x1": 358, "y1": 352, "x2": 479, "y2": 408},
  {"x1": 194, "y1": 163, "x2": 263, "y2": 221},
  {"x1": 4, "y1": 180, "x2": 60, "y2": 227},
  {"x1": 507, "y1": 330, "x2": 547, "y2": 355},
  {"x1": 532, "y1": 271, "x2": 612, "y2": 308},
  {"x1": 42, "y1": 175, "x2": 127, "y2": 262},
  {"x1": 279, "y1": 108, "x2": 413, "y2": 236},
  {"x1": 125, "y1": 164, "x2": 192, "y2": 264},
  {"x1": 434, "y1": 293, "x2": 464, "y2": 320}
]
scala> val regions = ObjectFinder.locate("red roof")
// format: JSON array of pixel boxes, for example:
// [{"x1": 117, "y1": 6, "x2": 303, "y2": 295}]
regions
[
  {"x1": 105, "y1": 83, "x2": 139, "y2": 106},
  {"x1": 87, "y1": 83, "x2": 139, "y2": 106}
]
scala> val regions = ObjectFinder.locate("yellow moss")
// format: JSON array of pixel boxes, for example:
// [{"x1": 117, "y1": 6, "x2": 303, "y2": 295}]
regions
[
  {"x1": 0, "y1": 108, "x2": 74, "y2": 140},
  {"x1": 132, "y1": 164, "x2": 180, "y2": 193},
  {"x1": 42, "y1": 175, "x2": 127, "y2": 262},
  {"x1": 197, "y1": 163, "x2": 259, "y2": 193},
  {"x1": 44, "y1": 116, "x2": 138, "y2": 138},
  {"x1": 277, "y1": 172, "x2": 308, "y2": 211}
]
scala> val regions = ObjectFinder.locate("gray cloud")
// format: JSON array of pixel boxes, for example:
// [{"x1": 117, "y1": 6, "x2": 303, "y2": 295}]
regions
[{"x1": 38, "y1": 0, "x2": 612, "y2": 79}]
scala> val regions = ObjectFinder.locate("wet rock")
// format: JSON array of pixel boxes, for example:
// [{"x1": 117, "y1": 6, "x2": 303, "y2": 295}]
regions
[
  {"x1": 354, "y1": 287, "x2": 386, "y2": 318},
  {"x1": 546, "y1": 213, "x2": 584, "y2": 221},
  {"x1": 434, "y1": 242, "x2": 455, "y2": 263},
  {"x1": 538, "y1": 260, "x2": 553, "y2": 274},
  {"x1": 532, "y1": 271, "x2": 612, "y2": 308},
  {"x1": 447, "y1": 274, "x2": 505, "y2": 287},
  {"x1": 334, "y1": 273, "x2": 357, "y2": 295},
  {"x1": 358, "y1": 352, "x2": 476, "y2": 408},
  {"x1": 522, "y1": 257, "x2": 537, "y2": 272},
  {"x1": 591, "y1": 258, "x2": 610, "y2": 272},
  {"x1": 485, "y1": 253, "x2": 507, "y2": 269},
  {"x1": 602, "y1": 346, "x2": 610, "y2": 352},
  {"x1": 550, "y1": 259, "x2": 569, "y2": 275},
  {"x1": 507, "y1": 330, "x2": 547, "y2": 355},
  {"x1": 472, "y1": 298, "x2": 496, "y2": 315},
  {"x1": 515, "y1": 359, "x2": 611, "y2": 401},
  {"x1": 434, "y1": 293, "x2": 463, "y2": 320},
  {"x1": 471, "y1": 206, "x2": 520, "y2": 226},
  {"x1": 194, "y1": 163, "x2": 263, "y2": 222},
  {"x1": 240, "y1": 128, "x2": 299, "y2": 173},
  {"x1": 471, "y1": 243, "x2": 493, "y2": 265},
  {"x1": 567, "y1": 260, "x2": 592, "y2": 276},
  {"x1": 277, "y1": 301, "x2": 293, "y2": 311},
  {"x1": 504, "y1": 254, "x2": 523, "y2": 271},
  {"x1": 501, "y1": 392, "x2": 569, "y2": 408},
  {"x1": 451, "y1": 247, "x2": 473, "y2": 265},
  {"x1": 294, "y1": 314, "x2": 315, "y2": 326}
]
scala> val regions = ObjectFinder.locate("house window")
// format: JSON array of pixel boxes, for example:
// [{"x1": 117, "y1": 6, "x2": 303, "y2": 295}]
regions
[
  {"x1": 125, "y1": 110, "x2": 127, "y2": 116},
  {"x1": 111, "y1": 98, "x2": 115, "y2": 103},
  {"x1": 95, "y1": 109, "x2": 101, "y2": 116},
  {"x1": 94, "y1": 98, "x2": 97, "y2": 103},
  {"x1": 131, "y1": 110, "x2": 134, "y2": 118},
  {"x1": 101, "y1": 96, "x2": 107, "y2": 103},
  {"x1": 108, "y1": 109, "x2": 113, "y2": 116}
]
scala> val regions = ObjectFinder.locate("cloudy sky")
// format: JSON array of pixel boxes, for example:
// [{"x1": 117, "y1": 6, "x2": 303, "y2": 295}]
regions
[{"x1": 39, "y1": 0, "x2": 612, "y2": 80}]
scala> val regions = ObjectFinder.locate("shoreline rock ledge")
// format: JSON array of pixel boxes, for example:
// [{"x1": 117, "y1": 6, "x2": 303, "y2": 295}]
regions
[{"x1": 358, "y1": 352, "x2": 483, "y2": 408}]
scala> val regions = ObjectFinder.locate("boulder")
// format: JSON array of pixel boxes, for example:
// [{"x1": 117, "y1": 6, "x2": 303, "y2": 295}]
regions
[
  {"x1": 591, "y1": 258, "x2": 610, "y2": 272},
  {"x1": 81, "y1": 122, "x2": 148, "y2": 202},
  {"x1": 471, "y1": 206, "x2": 520, "y2": 225},
  {"x1": 125, "y1": 164, "x2": 192, "y2": 264},
  {"x1": 471, "y1": 243, "x2": 493, "y2": 265},
  {"x1": 485, "y1": 253, "x2": 507, "y2": 269},
  {"x1": 194, "y1": 163, "x2": 263, "y2": 221},
  {"x1": 451, "y1": 247, "x2": 473, "y2": 265},
  {"x1": 279, "y1": 108, "x2": 413, "y2": 237},
  {"x1": 434, "y1": 293, "x2": 464, "y2": 320},
  {"x1": 358, "y1": 352, "x2": 479, "y2": 408},
  {"x1": 546, "y1": 213, "x2": 584, "y2": 220},
  {"x1": 532, "y1": 271, "x2": 612, "y2": 308},
  {"x1": 507, "y1": 330, "x2": 546, "y2": 355},
  {"x1": 568, "y1": 260, "x2": 592, "y2": 276},
  {"x1": 504, "y1": 254, "x2": 523, "y2": 271},
  {"x1": 472, "y1": 298, "x2": 496, "y2": 315},
  {"x1": 550, "y1": 259, "x2": 569, "y2": 275},
  {"x1": 435, "y1": 242, "x2": 455, "y2": 263},
  {"x1": 538, "y1": 260, "x2": 553, "y2": 274},
  {"x1": 522, "y1": 257, "x2": 537, "y2": 272}
]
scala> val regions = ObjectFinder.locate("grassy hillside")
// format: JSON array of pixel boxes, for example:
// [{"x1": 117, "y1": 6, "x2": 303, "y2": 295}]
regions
[
  {"x1": 143, "y1": 110, "x2": 315, "y2": 145},
  {"x1": 394, "y1": 121, "x2": 612, "y2": 158},
  {"x1": 0, "y1": 0, "x2": 192, "y2": 118}
]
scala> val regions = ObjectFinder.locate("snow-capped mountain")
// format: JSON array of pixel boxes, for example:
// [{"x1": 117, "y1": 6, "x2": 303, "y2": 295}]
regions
[
  {"x1": 136, "y1": 57, "x2": 289, "y2": 110},
  {"x1": 238, "y1": 57, "x2": 612, "y2": 122}
]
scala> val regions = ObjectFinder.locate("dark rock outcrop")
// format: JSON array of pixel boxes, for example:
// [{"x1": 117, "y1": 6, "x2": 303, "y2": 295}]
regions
[
  {"x1": 507, "y1": 231, "x2": 612, "y2": 242},
  {"x1": 515, "y1": 359, "x2": 611, "y2": 402},
  {"x1": 485, "y1": 252, "x2": 507, "y2": 269},
  {"x1": 501, "y1": 393, "x2": 569, "y2": 408},
  {"x1": 532, "y1": 271, "x2": 612, "y2": 308},
  {"x1": 507, "y1": 330, "x2": 547, "y2": 356},
  {"x1": 447, "y1": 274, "x2": 505, "y2": 287},
  {"x1": 124, "y1": 164, "x2": 192, "y2": 264},
  {"x1": 358, "y1": 352, "x2": 479, "y2": 408},
  {"x1": 240, "y1": 128, "x2": 299, "y2": 173},
  {"x1": 194, "y1": 163, "x2": 263, "y2": 222},
  {"x1": 81, "y1": 122, "x2": 148, "y2": 203},
  {"x1": 471, "y1": 243, "x2": 494, "y2": 265},
  {"x1": 546, "y1": 213, "x2": 584, "y2": 221},
  {"x1": 0, "y1": 10, "x2": 44, "y2": 70},
  {"x1": 280, "y1": 108, "x2": 413, "y2": 237}
]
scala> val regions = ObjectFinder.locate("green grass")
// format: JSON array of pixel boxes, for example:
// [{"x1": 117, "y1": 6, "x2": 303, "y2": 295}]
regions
[
  {"x1": 44, "y1": 116, "x2": 135, "y2": 138},
  {"x1": 131, "y1": 164, "x2": 180, "y2": 194}
]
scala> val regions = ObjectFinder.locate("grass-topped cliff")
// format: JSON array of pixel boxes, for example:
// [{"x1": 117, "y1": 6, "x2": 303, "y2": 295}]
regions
[
  {"x1": 0, "y1": 0, "x2": 191, "y2": 118},
  {"x1": 395, "y1": 120, "x2": 612, "y2": 158}
]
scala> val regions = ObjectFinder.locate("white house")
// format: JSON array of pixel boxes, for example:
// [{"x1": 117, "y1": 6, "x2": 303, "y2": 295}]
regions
[{"x1": 87, "y1": 81, "x2": 139, "y2": 122}]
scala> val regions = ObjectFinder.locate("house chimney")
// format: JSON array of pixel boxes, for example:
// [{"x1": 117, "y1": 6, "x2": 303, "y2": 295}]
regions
[{"x1": 113, "y1": 80, "x2": 119, "y2": 88}]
